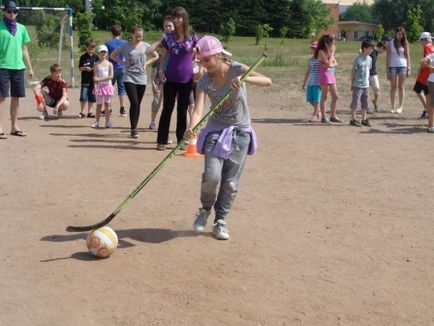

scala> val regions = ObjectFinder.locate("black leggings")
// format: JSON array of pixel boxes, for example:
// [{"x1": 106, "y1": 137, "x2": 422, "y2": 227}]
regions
[
  {"x1": 124, "y1": 82, "x2": 146, "y2": 131},
  {"x1": 157, "y1": 79, "x2": 193, "y2": 144}
]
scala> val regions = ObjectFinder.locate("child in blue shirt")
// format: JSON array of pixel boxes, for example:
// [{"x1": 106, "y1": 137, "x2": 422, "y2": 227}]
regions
[{"x1": 350, "y1": 40, "x2": 375, "y2": 127}]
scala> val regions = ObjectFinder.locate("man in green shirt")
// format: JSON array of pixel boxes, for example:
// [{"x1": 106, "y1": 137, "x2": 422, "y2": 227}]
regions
[{"x1": 0, "y1": 1, "x2": 34, "y2": 139}]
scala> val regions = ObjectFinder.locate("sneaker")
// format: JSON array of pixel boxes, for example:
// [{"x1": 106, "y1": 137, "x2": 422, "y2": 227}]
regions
[
  {"x1": 39, "y1": 110, "x2": 49, "y2": 120},
  {"x1": 395, "y1": 107, "x2": 403, "y2": 114},
  {"x1": 390, "y1": 107, "x2": 396, "y2": 113},
  {"x1": 131, "y1": 129, "x2": 138, "y2": 138},
  {"x1": 91, "y1": 121, "x2": 99, "y2": 128},
  {"x1": 329, "y1": 116, "x2": 343, "y2": 123},
  {"x1": 427, "y1": 127, "x2": 434, "y2": 133},
  {"x1": 212, "y1": 219, "x2": 230, "y2": 240},
  {"x1": 349, "y1": 119, "x2": 362, "y2": 127},
  {"x1": 321, "y1": 117, "x2": 331, "y2": 124},
  {"x1": 120, "y1": 107, "x2": 126, "y2": 117},
  {"x1": 361, "y1": 119, "x2": 371, "y2": 127},
  {"x1": 105, "y1": 121, "x2": 113, "y2": 128},
  {"x1": 87, "y1": 112, "x2": 95, "y2": 118},
  {"x1": 148, "y1": 121, "x2": 156, "y2": 130},
  {"x1": 419, "y1": 111, "x2": 428, "y2": 119},
  {"x1": 156, "y1": 143, "x2": 165, "y2": 151},
  {"x1": 193, "y1": 208, "x2": 211, "y2": 231}
]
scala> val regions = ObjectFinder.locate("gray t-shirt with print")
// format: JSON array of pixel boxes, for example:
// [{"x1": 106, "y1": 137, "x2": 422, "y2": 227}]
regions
[
  {"x1": 118, "y1": 41, "x2": 150, "y2": 85},
  {"x1": 197, "y1": 61, "x2": 250, "y2": 128}
]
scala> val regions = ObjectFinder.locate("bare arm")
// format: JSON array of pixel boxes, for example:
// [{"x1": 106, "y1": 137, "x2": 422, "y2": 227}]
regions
[
  {"x1": 350, "y1": 67, "x2": 356, "y2": 90},
  {"x1": 110, "y1": 47, "x2": 123, "y2": 65},
  {"x1": 146, "y1": 39, "x2": 162, "y2": 55},
  {"x1": 405, "y1": 42, "x2": 411, "y2": 77},
  {"x1": 145, "y1": 51, "x2": 159, "y2": 67},
  {"x1": 238, "y1": 64, "x2": 272, "y2": 87},
  {"x1": 186, "y1": 87, "x2": 206, "y2": 135},
  {"x1": 302, "y1": 61, "x2": 311, "y2": 90},
  {"x1": 158, "y1": 47, "x2": 168, "y2": 83},
  {"x1": 55, "y1": 87, "x2": 68, "y2": 109},
  {"x1": 22, "y1": 45, "x2": 34, "y2": 78}
]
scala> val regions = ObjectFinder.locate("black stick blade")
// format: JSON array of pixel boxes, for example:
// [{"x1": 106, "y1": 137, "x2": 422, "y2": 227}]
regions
[{"x1": 65, "y1": 213, "x2": 116, "y2": 232}]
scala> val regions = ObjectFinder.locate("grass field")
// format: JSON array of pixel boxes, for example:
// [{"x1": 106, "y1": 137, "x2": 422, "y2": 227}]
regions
[{"x1": 26, "y1": 27, "x2": 424, "y2": 96}]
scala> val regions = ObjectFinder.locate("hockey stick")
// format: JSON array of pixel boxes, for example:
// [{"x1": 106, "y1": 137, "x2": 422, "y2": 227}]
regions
[{"x1": 66, "y1": 52, "x2": 268, "y2": 232}]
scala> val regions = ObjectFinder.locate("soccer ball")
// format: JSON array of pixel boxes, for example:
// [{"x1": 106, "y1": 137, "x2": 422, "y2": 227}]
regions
[{"x1": 86, "y1": 226, "x2": 118, "y2": 258}]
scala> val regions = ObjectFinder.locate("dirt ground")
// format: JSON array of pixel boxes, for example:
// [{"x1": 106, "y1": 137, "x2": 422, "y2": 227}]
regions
[{"x1": 1, "y1": 83, "x2": 434, "y2": 326}]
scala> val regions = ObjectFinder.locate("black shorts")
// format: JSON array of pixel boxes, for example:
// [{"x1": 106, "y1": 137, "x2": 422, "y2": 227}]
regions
[
  {"x1": 0, "y1": 69, "x2": 26, "y2": 98},
  {"x1": 413, "y1": 81, "x2": 429, "y2": 95}
]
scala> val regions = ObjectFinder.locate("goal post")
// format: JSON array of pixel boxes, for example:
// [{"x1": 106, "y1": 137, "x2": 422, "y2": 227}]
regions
[{"x1": 2, "y1": 5, "x2": 76, "y2": 87}]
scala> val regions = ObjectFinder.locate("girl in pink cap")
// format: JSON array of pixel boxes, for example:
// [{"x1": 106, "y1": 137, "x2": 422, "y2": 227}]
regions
[
  {"x1": 302, "y1": 40, "x2": 322, "y2": 122},
  {"x1": 186, "y1": 36, "x2": 272, "y2": 240}
]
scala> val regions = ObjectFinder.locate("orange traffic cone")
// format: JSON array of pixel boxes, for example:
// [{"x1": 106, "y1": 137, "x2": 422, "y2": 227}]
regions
[{"x1": 182, "y1": 137, "x2": 203, "y2": 158}]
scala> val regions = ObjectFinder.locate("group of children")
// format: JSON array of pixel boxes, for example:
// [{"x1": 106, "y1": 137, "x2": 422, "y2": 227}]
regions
[{"x1": 303, "y1": 30, "x2": 434, "y2": 132}]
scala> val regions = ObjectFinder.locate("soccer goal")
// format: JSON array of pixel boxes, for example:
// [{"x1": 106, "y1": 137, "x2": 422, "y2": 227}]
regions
[{"x1": 1, "y1": 5, "x2": 76, "y2": 87}]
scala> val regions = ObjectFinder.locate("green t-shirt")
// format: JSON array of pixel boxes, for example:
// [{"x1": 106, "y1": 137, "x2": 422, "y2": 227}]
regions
[{"x1": 0, "y1": 22, "x2": 31, "y2": 69}]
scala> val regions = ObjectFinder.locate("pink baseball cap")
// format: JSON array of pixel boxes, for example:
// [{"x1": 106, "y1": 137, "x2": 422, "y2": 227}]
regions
[
  {"x1": 196, "y1": 36, "x2": 232, "y2": 59},
  {"x1": 310, "y1": 41, "x2": 318, "y2": 49}
]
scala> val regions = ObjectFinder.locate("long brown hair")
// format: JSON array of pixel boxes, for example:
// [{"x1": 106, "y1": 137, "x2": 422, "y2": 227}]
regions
[
  {"x1": 314, "y1": 34, "x2": 334, "y2": 59},
  {"x1": 172, "y1": 6, "x2": 190, "y2": 39},
  {"x1": 393, "y1": 26, "x2": 408, "y2": 56}
]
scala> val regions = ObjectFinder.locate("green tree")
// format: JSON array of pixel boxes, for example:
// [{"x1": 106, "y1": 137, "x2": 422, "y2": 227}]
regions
[
  {"x1": 404, "y1": 5, "x2": 423, "y2": 42},
  {"x1": 75, "y1": 12, "x2": 97, "y2": 51},
  {"x1": 340, "y1": 1, "x2": 373, "y2": 22},
  {"x1": 219, "y1": 17, "x2": 236, "y2": 42},
  {"x1": 255, "y1": 23, "x2": 272, "y2": 46},
  {"x1": 375, "y1": 24, "x2": 384, "y2": 42}
]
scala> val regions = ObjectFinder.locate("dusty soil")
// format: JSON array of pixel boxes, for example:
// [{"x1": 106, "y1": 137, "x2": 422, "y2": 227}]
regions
[{"x1": 1, "y1": 83, "x2": 434, "y2": 326}]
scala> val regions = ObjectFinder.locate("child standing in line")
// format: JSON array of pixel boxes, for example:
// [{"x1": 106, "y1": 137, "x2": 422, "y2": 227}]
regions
[
  {"x1": 369, "y1": 41, "x2": 387, "y2": 112},
  {"x1": 149, "y1": 16, "x2": 175, "y2": 130},
  {"x1": 349, "y1": 40, "x2": 375, "y2": 127},
  {"x1": 186, "y1": 36, "x2": 272, "y2": 240},
  {"x1": 413, "y1": 32, "x2": 434, "y2": 119},
  {"x1": 302, "y1": 40, "x2": 322, "y2": 122},
  {"x1": 78, "y1": 38, "x2": 98, "y2": 118},
  {"x1": 91, "y1": 45, "x2": 114, "y2": 128},
  {"x1": 421, "y1": 48, "x2": 434, "y2": 132},
  {"x1": 315, "y1": 34, "x2": 341, "y2": 124}
]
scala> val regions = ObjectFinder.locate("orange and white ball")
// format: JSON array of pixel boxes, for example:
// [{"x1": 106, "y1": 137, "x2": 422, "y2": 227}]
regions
[{"x1": 86, "y1": 226, "x2": 118, "y2": 258}]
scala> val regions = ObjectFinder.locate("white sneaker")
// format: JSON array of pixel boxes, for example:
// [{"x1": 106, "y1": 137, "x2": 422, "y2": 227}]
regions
[
  {"x1": 390, "y1": 107, "x2": 396, "y2": 113},
  {"x1": 212, "y1": 219, "x2": 230, "y2": 240},
  {"x1": 427, "y1": 127, "x2": 434, "y2": 133},
  {"x1": 39, "y1": 110, "x2": 49, "y2": 120},
  {"x1": 395, "y1": 107, "x2": 403, "y2": 114},
  {"x1": 148, "y1": 122, "x2": 156, "y2": 130},
  {"x1": 91, "y1": 121, "x2": 99, "y2": 128},
  {"x1": 193, "y1": 208, "x2": 211, "y2": 231},
  {"x1": 105, "y1": 121, "x2": 113, "y2": 128}
]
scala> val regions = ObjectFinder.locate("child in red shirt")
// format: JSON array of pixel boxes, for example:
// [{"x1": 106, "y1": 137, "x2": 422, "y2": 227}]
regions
[
  {"x1": 413, "y1": 32, "x2": 434, "y2": 119},
  {"x1": 33, "y1": 63, "x2": 69, "y2": 120}
]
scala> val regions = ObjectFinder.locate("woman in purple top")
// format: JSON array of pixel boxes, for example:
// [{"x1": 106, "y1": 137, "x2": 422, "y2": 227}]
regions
[{"x1": 156, "y1": 7, "x2": 198, "y2": 150}]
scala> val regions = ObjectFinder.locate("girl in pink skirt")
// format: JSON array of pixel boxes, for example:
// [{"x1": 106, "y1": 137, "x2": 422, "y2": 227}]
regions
[
  {"x1": 315, "y1": 35, "x2": 341, "y2": 124},
  {"x1": 91, "y1": 44, "x2": 114, "y2": 128}
]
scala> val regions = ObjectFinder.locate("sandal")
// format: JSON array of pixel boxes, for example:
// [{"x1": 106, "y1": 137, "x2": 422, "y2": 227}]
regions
[
  {"x1": 0, "y1": 132, "x2": 7, "y2": 140},
  {"x1": 10, "y1": 130, "x2": 26, "y2": 137},
  {"x1": 76, "y1": 112, "x2": 86, "y2": 119},
  {"x1": 87, "y1": 112, "x2": 95, "y2": 118}
]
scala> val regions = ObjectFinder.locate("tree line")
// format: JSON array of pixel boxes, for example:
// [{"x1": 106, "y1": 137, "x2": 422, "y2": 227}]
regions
[{"x1": 15, "y1": 0, "x2": 434, "y2": 43}]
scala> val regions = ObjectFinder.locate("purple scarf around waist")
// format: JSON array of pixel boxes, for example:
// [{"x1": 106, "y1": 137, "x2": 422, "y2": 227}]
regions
[
  {"x1": 3, "y1": 17, "x2": 17, "y2": 36},
  {"x1": 197, "y1": 122, "x2": 258, "y2": 159}
]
